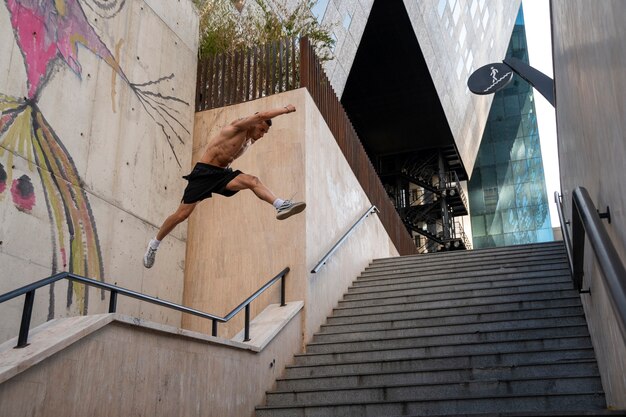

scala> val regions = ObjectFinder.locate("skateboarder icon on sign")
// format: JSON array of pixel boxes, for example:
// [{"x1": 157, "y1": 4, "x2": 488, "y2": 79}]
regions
[{"x1": 143, "y1": 104, "x2": 306, "y2": 268}]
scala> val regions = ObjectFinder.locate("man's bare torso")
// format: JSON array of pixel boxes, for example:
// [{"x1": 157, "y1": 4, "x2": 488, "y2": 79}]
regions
[{"x1": 198, "y1": 123, "x2": 248, "y2": 168}]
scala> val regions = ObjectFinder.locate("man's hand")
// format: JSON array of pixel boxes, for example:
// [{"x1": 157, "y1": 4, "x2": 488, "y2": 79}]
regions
[{"x1": 284, "y1": 104, "x2": 296, "y2": 114}]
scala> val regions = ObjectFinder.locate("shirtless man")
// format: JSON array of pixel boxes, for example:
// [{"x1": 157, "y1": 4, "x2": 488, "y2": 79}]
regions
[{"x1": 143, "y1": 104, "x2": 305, "y2": 268}]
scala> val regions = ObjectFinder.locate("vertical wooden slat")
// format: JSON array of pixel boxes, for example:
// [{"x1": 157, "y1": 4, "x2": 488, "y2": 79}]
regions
[
  {"x1": 299, "y1": 37, "x2": 308, "y2": 90},
  {"x1": 290, "y1": 38, "x2": 300, "y2": 89},
  {"x1": 252, "y1": 47, "x2": 258, "y2": 100},
  {"x1": 246, "y1": 48, "x2": 251, "y2": 101},
  {"x1": 265, "y1": 43, "x2": 270, "y2": 97},
  {"x1": 226, "y1": 53, "x2": 233, "y2": 105},
  {"x1": 239, "y1": 49, "x2": 244, "y2": 102},
  {"x1": 233, "y1": 50, "x2": 239, "y2": 104},
  {"x1": 196, "y1": 57, "x2": 205, "y2": 111},
  {"x1": 239, "y1": 49, "x2": 245, "y2": 102},
  {"x1": 208, "y1": 55, "x2": 214, "y2": 108},
  {"x1": 205, "y1": 56, "x2": 211, "y2": 110},
  {"x1": 284, "y1": 38, "x2": 290, "y2": 90},
  {"x1": 212, "y1": 54, "x2": 219, "y2": 109},
  {"x1": 219, "y1": 54, "x2": 226, "y2": 108},
  {"x1": 269, "y1": 42, "x2": 277, "y2": 94},
  {"x1": 279, "y1": 38, "x2": 285, "y2": 92}
]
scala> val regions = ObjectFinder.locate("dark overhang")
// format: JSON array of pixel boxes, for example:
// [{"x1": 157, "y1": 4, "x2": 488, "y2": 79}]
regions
[{"x1": 341, "y1": 0, "x2": 464, "y2": 177}]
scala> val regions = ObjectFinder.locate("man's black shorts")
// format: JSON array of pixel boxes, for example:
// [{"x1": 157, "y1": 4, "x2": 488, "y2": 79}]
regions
[{"x1": 181, "y1": 162, "x2": 242, "y2": 204}]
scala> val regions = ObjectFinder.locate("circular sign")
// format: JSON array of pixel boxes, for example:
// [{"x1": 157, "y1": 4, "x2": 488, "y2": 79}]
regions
[{"x1": 467, "y1": 63, "x2": 514, "y2": 95}]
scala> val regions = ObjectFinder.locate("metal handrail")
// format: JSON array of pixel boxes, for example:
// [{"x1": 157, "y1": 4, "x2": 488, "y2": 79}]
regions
[
  {"x1": 554, "y1": 191, "x2": 575, "y2": 275},
  {"x1": 0, "y1": 267, "x2": 289, "y2": 348},
  {"x1": 554, "y1": 187, "x2": 626, "y2": 339},
  {"x1": 311, "y1": 205, "x2": 379, "y2": 274}
]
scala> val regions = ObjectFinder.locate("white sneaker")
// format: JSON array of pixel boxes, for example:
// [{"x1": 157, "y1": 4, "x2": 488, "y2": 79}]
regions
[
  {"x1": 276, "y1": 200, "x2": 306, "y2": 220},
  {"x1": 143, "y1": 245, "x2": 157, "y2": 268}
]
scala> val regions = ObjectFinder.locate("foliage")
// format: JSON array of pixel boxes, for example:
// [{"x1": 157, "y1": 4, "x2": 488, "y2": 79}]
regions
[{"x1": 193, "y1": 0, "x2": 335, "y2": 60}]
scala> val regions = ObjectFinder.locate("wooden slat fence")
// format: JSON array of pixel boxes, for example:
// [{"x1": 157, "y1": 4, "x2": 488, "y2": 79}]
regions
[
  {"x1": 196, "y1": 38, "x2": 299, "y2": 112},
  {"x1": 195, "y1": 38, "x2": 417, "y2": 255}
]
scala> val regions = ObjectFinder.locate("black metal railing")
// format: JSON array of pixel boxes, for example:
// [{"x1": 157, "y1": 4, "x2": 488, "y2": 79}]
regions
[
  {"x1": 554, "y1": 187, "x2": 626, "y2": 338},
  {"x1": 0, "y1": 267, "x2": 289, "y2": 348},
  {"x1": 311, "y1": 205, "x2": 379, "y2": 274}
]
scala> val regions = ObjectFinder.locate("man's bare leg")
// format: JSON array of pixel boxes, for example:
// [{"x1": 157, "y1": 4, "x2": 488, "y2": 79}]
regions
[
  {"x1": 156, "y1": 203, "x2": 198, "y2": 241},
  {"x1": 144, "y1": 202, "x2": 197, "y2": 268},
  {"x1": 225, "y1": 173, "x2": 305, "y2": 220},
  {"x1": 225, "y1": 173, "x2": 277, "y2": 204}
]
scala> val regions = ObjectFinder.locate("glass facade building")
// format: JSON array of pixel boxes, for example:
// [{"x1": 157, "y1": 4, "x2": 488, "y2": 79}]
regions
[{"x1": 468, "y1": 6, "x2": 553, "y2": 248}]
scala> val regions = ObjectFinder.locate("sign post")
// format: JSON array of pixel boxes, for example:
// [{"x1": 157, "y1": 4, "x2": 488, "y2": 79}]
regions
[{"x1": 468, "y1": 59, "x2": 555, "y2": 107}]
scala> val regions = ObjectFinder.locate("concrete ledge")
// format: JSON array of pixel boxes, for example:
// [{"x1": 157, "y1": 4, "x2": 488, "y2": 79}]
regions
[
  {"x1": 231, "y1": 301, "x2": 305, "y2": 352},
  {"x1": 0, "y1": 314, "x2": 115, "y2": 385},
  {"x1": 0, "y1": 302, "x2": 304, "y2": 385}
]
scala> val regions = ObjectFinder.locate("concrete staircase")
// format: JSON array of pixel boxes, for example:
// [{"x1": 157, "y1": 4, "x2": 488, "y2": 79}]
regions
[{"x1": 256, "y1": 242, "x2": 611, "y2": 417}]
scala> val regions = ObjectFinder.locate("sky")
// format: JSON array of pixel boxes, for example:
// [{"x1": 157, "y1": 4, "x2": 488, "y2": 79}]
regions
[{"x1": 521, "y1": 0, "x2": 561, "y2": 227}]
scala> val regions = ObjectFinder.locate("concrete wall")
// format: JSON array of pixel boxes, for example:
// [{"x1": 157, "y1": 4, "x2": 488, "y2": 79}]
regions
[
  {"x1": 551, "y1": 0, "x2": 626, "y2": 408},
  {"x1": 313, "y1": 0, "x2": 519, "y2": 175},
  {"x1": 0, "y1": 313, "x2": 302, "y2": 417},
  {"x1": 183, "y1": 88, "x2": 398, "y2": 342},
  {"x1": 0, "y1": 0, "x2": 198, "y2": 343}
]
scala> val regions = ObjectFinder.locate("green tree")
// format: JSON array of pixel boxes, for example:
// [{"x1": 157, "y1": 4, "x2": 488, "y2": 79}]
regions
[{"x1": 193, "y1": 0, "x2": 335, "y2": 60}]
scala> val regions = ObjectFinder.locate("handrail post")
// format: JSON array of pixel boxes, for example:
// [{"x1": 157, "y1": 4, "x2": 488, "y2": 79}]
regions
[
  {"x1": 280, "y1": 275, "x2": 286, "y2": 307},
  {"x1": 573, "y1": 187, "x2": 626, "y2": 338},
  {"x1": 244, "y1": 305, "x2": 251, "y2": 342},
  {"x1": 212, "y1": 320, "x2": 218, "y2": 337},
  {"x1": 554, "y1": 192, "x2": 575, "y2": 278},
  {"x1": 16, "y1": 290, "x2": 35, "y2": 348},
  {"x1": 571, "y1": 195, "x2": 587, "y2": 291},
  {"x1": 108, "y1": 290, "x2": 118, "y2": 313}
]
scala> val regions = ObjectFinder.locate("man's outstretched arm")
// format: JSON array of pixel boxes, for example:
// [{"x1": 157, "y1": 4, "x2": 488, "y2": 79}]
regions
[{"x1": 231, "y1": 104, "x2": 296, "y2": 130}]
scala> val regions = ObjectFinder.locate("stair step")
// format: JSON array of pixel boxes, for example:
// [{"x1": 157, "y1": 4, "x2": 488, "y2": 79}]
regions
[
  {"x1": 276, "y1": 359, "x2": 599, "y2": 391},
  {"x1": 370, "y1": 242, "x2": 565, "y2": 265},
  {"x1": 256, "y1": 392, "x2": 606, "y2": 417},
  {"x1": 352, "y1": 265, "x2": 570, "y2": 289},
  {"x1": 306, "y1": 324, "x2": 590, "y2": 354},
  {"x1": 336, "y1": 282, "x2": 575, "y2": 310},
  {"x1": 359, "y1": 258, "x2": 569, "y2": 281},
  {"x1": 344, "y1": 274, "x2": 572, "y2": 301},
  {"x1": 332, "y1": 289, "x2": 580, "y2": 316},
  {"x1": 292, "y1": 338, "x2": 593, "y2": 369},
  {"x1": 265, "y1": 376, "x2": 604, "y2": 407},
  {"x1": 366, "y1": 247, "x2": 566, "y2": 271},
  {"x1": 319, "y1": 306, "x2": 585, "y2": 336},
  {"x1": 320, "y1": 305, "x2": 584, "y2": 334},
  {"x1": 326, "y1": 297, "x2": 582, "y2": 325},
  {"x1": 312, "y1": 315, "x2": 587, "y2": 344}
]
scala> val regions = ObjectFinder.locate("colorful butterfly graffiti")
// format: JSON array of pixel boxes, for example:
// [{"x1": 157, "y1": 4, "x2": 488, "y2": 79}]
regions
[{"x1": 0, "y1": 0, "x2": 189, "y2": 315}]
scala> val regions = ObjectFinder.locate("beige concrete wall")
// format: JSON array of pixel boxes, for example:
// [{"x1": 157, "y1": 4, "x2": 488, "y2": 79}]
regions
[
  {"x1": 303, "y1": 91, "x2": 399, "y2": 343},
  {"x1": 0, "y1": 314, "x2": 302, "y2": 417},
  {"x1": 184, "y1": 88, "x2": 398, "y2": 342},
  {"x1": 551, "y1": 0, "x2": 626, "y2": 408},
  {"x1": 0, "y1": 0, "x2": 198, "y2": 343}
]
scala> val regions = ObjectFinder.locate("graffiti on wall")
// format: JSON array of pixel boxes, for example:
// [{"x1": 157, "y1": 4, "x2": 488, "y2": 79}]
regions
[{"x1": 0, "y1": 0, "x2": 189, "y2": 315}]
